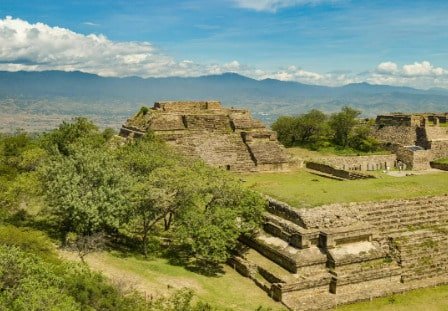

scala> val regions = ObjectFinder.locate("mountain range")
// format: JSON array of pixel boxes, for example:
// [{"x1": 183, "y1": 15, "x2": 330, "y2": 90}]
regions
[{"x1": 1, "y1": 70, "x2": 448, "y2": 131}]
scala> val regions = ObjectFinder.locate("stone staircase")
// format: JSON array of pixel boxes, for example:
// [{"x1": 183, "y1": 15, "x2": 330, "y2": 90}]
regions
[
  {"x1": 232, "y1": 196, "x2": 448, "y2": 310},
  {"x1": 170, "y1": 132, "x2": 257, "y2": 172},
  {"x1": 390, "y1": 228, "x2": 448, "y2": 283}
]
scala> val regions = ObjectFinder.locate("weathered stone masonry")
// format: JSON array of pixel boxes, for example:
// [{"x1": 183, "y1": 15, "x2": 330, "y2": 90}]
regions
[
  {"x1": 374, "y1": 113, "x2": 448, "y2": 170},
  {"x1": 119, "y1": 101, "x2": 291, "y2": 172},
  {"x1": 233, "y1": 195, "x2": 448, "y2": 310}
]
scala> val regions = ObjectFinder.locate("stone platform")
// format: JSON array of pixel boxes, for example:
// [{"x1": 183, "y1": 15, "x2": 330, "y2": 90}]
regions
[{"x1": 232, "y1": 195, "x2": 448, "y2": 310}]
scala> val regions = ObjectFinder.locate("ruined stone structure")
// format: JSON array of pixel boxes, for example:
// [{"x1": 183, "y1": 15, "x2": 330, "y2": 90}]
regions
[
  {"x1": 119, "y1": 101, "x2": 290, "y2": 172},
  {"x1": 374, "y1": 113, "x2": 448, "y2": 170},
  {"x1": 312, "y1": 154, "x2": 397, "y2": 172},
  {"x1": 305, "y1": 162, "x2": 375, "y2": 180},
  {"x1": 232, "y1": 195, "x2": 448, "y2": 310}
]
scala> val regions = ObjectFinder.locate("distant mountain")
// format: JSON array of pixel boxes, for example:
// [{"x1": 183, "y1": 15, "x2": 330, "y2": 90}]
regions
[{"x1": 1, "y1": 70, "x2": 448, "y2": 129}]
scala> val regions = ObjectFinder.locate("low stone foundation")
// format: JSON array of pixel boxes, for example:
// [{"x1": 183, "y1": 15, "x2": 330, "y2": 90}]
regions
[{"x1": 305, "y1": 162, "x2": 375, "y2": 180}]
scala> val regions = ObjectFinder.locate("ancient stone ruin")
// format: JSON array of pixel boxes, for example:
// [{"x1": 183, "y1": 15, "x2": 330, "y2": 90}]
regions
[
  {"x1": 232, "y1": 195, "x2": 448, "y2": 310},
  {"x1": 374, "y1": 113, "x2": 448, "y2": 170},
  {"x1": 302, "y1": 112, "x2": 448, "y2": 175},
  {"x1": 119, "y1": 101, "x2": 291, "y2": 172}
]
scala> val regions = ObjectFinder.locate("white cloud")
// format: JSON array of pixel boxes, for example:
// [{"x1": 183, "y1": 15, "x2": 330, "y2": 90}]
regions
[
  {"x1": 402, "y1": 61, "x2": 446, "y2": 77},
  {"x1": 376, "y1": 61, "x2": 398, "y2": 74},
  {"x1": 0, "y1": 16, "x2": 226, "y2": 78},
  {"x1": 1, "y1": 17, "x2": 448, "y2": 89},
  {"x1": 233, "y1": 0, "x2": 339, "y2": 12},
  {"x1": 83, "y1": 22, "x2": 100, "y2": 26},
  {"x1": 369, "y1": 61, "x2": 448, "y2": 88}
]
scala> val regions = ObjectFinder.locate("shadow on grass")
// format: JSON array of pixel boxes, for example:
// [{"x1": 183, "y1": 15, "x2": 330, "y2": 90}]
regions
[
  {"x1": 6, "y1": 210, "x2": 64, "y2": 241},
  {"x1": 163, "y1": 244, "x2": 225, "y2": 277},
  {"x1": 7, "y1": 211, "x2": 226, "y2": 277}
]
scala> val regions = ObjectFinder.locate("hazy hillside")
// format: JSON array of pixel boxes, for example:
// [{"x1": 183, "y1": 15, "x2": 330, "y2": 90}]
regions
[{"x1": 1, "y1": 70, "x2": 448, "y2": 132}]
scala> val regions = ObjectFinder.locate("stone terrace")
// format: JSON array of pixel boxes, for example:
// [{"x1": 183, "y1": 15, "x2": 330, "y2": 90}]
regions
[{"x1": 232, "y1": 195, "x2": 448, "y2": 310}]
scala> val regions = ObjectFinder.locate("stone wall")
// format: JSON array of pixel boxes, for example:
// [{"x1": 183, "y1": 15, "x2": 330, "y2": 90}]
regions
[
  {"x1": 305, "y1": 162, "x2": 375, "y2": 180},
  {"x1": 427, "y1": 140, "x2": 448, "y2": 160},
  {"x1": 373, "y1": 125, "x2": 417, "y2": 146},
  {"x1": 371, "y1": 117, "x2": 448, "y2": 170},
  {"x1": 315, "y1": 154, "x2": 397, "y2": 171},
  {"x1": 394, "y1": 147, "x2": 432, "y2": 170}
]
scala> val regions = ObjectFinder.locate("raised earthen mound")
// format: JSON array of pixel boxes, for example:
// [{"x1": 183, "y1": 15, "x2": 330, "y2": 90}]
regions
[{"x1": 119, "y1": 101, "x2": 291, "y2": 172}]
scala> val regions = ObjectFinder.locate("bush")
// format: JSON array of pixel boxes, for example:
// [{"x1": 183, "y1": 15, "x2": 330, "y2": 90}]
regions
[
  {"x1": 0, "y1": 225, "x2": 56, "y2": 261},
  {"x1": 139, "y1": 106, "x2": 149, "y2": 116}
]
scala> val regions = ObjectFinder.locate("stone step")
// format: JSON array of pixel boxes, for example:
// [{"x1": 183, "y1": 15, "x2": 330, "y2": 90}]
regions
[
  {"x1": 241, "y1": 231, "x2": 327, "y2": 273},
  {"x1": 366, "y1": 209, "x2": 448, "y2": 225},
  {"x1": 327, "y1": 241, "x2": 385, "y2": 268},
  {"x1": 267, "y1": 197, "x2": 307, "y2": 228},
  {"x1": 263, "y1": 213, "x2": 319, "y2": 249},
  {"x1": 367, "y1": 210, "x2": 448, "y2": 224},
  {"x1": 319, "y1": 223, "x2": 376, "y2": 249},
  {"x1": 243, "y1": 248, "x2": 298, "y2": 284},
  {"x1": 363, "y1": 203, "x2": 448, "y2": 218}
]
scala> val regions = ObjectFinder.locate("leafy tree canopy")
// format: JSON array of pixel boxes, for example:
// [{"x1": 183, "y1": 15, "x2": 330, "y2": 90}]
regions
[{"x1": 272, "y1": 106, "x2": 380, "y2": 153}]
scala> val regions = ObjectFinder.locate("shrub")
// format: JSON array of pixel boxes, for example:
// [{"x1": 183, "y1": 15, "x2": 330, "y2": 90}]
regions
[
  {"x1": 139, "y1": 106, "x2": 149, "y2": 116},
  {"x1": 0, "y1": 225, "x2": 56, "y2": 261}
]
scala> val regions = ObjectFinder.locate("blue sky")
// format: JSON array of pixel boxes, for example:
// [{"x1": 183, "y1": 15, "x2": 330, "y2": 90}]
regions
[{"x1": 1, "y1": 0, "x2": 448, "y2": 88}]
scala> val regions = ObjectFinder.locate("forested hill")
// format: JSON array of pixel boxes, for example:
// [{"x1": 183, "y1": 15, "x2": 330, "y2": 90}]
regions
[{"x1": 1, "y1": 70, "x2": 448, "y2": 130}]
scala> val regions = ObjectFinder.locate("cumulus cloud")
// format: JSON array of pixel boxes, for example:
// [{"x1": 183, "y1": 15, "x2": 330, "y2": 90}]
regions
[
  {"x1": 233, "y1": 0, "x2": 339, "y2": 12},
  {"x1": 376, "y1": 61, "x2": 398, "y2": 74},
  {"x1": 1, "y1": 17, "x2": 448, "y2": 89},
  {"x1": 0, "y1": 16, "x2": 218, "y2": 78},
  {"x1": 370, "y1": 61, "x2": 448, "y2": 88},
  {"x1": 402, "y1": 61, "x2": 446, "y2": 77},
  {"x1": 0, "y1": 17, "x2": 259, "y2": 79}
]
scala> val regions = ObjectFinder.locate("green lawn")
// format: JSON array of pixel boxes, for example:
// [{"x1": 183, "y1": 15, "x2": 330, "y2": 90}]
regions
[
  {"x1": 334, "y1": 285, "x2": 448, "y2": 311},
  {"x1": 240, "y1": 169, "x2": 448, "y2": 207},
  {"x1": 85, "y1": 252, "x2": 286, "y2": 311}
]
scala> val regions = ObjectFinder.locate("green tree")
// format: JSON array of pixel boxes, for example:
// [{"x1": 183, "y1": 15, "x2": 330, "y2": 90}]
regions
[
  {"x1": 349, "y1": 123, "x2": 380, "y2": 152},
  {"x1": 271, "y1": 116, "x2": 297, "y2": 147},
  {"x1": 121, "y1": 137, "x2": 265, "y2": 263},
  {"x1": 173, "y1": 164, "x2": 265, "y2": 264},
  {"x1": 295, "y1": 109, "x2": 328, "y2": 146},
  {"x1": 0, "y1": 245, "x2": 79, "y2": 311},
  {"x1": 40, "y1": 145, "x2": 131, "y2": 237},
  {"x1": 42, "y1": 117, "x2": 104, "y2": 156},
  {"x1": 272, "y1": 110, "x2": 328, "y2": 148},
  {"x1": 0, "y1": 132, "x2": 46, "y2": 215},
  {"x1": 329, "y1": 106, "x2": 361, "y2": 147}
]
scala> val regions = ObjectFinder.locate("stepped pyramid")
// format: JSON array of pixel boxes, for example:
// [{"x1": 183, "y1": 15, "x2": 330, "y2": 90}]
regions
[
  {"x1": 231, "y1": 196, "x2": 448, "y2": 310},
  {"x1": 119, "y1": 101, "x2": 291, "y2": 172}
]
